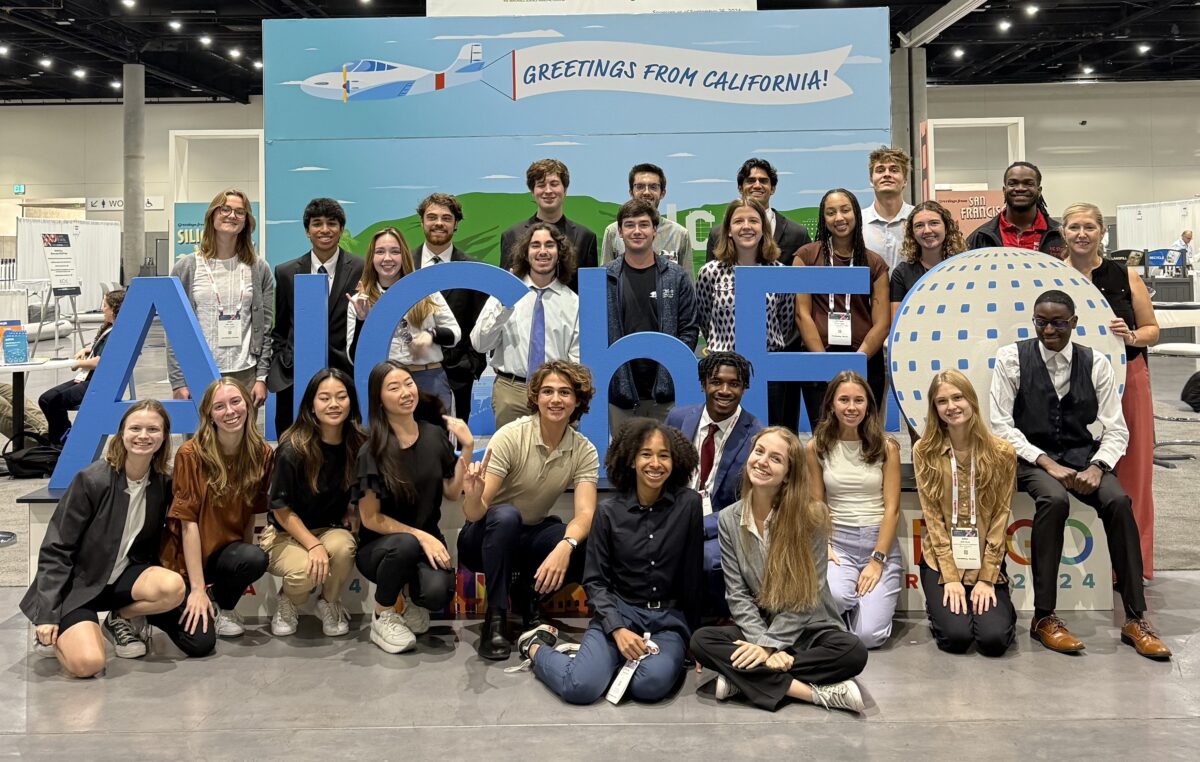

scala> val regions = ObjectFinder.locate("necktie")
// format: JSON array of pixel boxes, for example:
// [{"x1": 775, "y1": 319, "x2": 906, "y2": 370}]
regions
[
  {"x1": 698, "y1": 423, "x2": 718, "y2": 489},
  {"x1": 431, "y1": 254, "x2": 442, "y2": 265},
  {"x1": 526, "y1": 287, "x2": 547, "y2": 374},
  {"x1": 317, "y1": 264, "x2": 330, "y2": 293}
]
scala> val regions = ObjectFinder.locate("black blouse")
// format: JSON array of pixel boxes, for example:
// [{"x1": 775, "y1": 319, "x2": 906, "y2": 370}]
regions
[
  {"x1": 353, "y1": 422, "x2": 456, "y2": 544},
  {"x1": 269, "y1": 440, "x2": 353, "y2": 531},
  {"x1": 1090, "y1": 257, "x2": 1143, "y2": 361}
]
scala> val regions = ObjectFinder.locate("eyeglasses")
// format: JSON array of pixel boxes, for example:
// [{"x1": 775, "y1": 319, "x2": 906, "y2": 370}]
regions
[
  {"x1": 632, "y1": 183, "x2": 662, "y2": 193},
  {"x1": 217, "y1": 205, "x2": 248, "y2": 219},
  {"x1": 1033, "y1": 317, "x2": 1072, "y2": 330}
]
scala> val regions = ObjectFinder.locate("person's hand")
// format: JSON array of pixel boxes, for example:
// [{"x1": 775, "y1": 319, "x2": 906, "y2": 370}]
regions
[
  {"x1": 172, "y1": 387, "x2": 191, "y2": 401},
  {"x1": 251, "y1": 381, "x2": 268, "y2": 407},
  {"x1": 1109, "y1": 317, "x2": 1139, "y2": 346},
  {"x1": 180, "y1": 587, "x2": 214, "y2": 635},
  {"x1": 971, "y1": 580, "x2": 997, "y2": 615},
  {"x1": 416, "y1": 530, "x2": 452, "y2": 570},
  {"x1": 307, "y1": 542, "x2": 330, "y2": 586},
  {"x1": 1074, "y1": 464, "x2": 1103, "y2": 495},
  {"x1": 827, "y1": 544, "x2": 841, "y2": 566},
  {"x1": 342, "y1": 508, "x2": 359, "y2": 534},
  {"x1": 731, "y1": 640, "x2": 772, "y2": 669},
  {"x1": 943, "y1": 581, "x2": 967, "y2": 616},
  {"x1": 856, "y1": 556, "x2": 883, "y2": 597},
  {"x1": 1036, "y1": 455, "x2": 1077, "y2": 490},
  {"x1": 443, "y1": 416, "x2": 474, "y2": 453},
  {"x1": 36, "y1": 624, "x2": 59, "y2": 647},
  {"x1": 533, "y1": 541, "x2": 571, "y2": 595},
  {"x1": 73, "y1": 348, "x2": 88, "y2": 361},
  {"x1": 463, "y1": 450, "x2": 491, "y2": 501},
  {"x1": 613, "y1": 628, "x2": 647, "y2": 661},
  {"x1": 410, "y1": 330, "x2": 433, "y2": 357},
  {"x1": 347, "y1": 292, "x2": 370, "y2": 320},
  {"x1": 765, "y1": 650, "x2": 794, "y2": 672}
]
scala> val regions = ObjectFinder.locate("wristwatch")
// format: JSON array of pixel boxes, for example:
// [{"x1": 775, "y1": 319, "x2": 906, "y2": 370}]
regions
[
  {"x1": 1093, "y1": 460, "x2": 1113, "y2": 473},
  {"x1": 870, "y1": 550, "x2": 886, "y2": 565},
  {"x1": 562, "y1": 536, "x2": 579, "y2": 551}
]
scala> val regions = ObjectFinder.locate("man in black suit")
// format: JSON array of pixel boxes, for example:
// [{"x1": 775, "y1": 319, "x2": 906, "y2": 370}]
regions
[
  {"x1": 499, "y1": 158, "x2": 598, "y2": 292},
  {"x1": 267, "y1": 198, "x2": 364, "y2": 437},
  {"x1": 705, "y1": 157, "x2": 812, "y2": 264},
  {"x1": 412, "y1": 193, "x2": 488, "y2": 421}
]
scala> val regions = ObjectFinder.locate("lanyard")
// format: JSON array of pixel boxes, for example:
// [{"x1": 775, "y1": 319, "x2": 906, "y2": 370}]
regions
[
  {"x1": 199, "y1": 255, "x2": 250, "y2": 315},
  {"x1": 825, "y1": 242, "x2": 851, "y2": 313},
  {"x1": 949, "y1": 448, "x2": 976, "y2": 527}
]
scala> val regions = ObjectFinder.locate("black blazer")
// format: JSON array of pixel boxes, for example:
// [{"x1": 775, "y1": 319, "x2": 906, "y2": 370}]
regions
[
  {"x1": 267, "y1": 248, "x2": 365, "y2": 391},
  {"x1": 499, "y1": 214, "x2": 599, "y2": 292},
  {"x1": 21, "y1": 461, "x2": 172, "y2": 626},
  {"x1": 705, "y1": 207, "x2": 812, "y2": 266},
  {"x1": 414, "y1": 244, "x2": 489, "y2": 389}
]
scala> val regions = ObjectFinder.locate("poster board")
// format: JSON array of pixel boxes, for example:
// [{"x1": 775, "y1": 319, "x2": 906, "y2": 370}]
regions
[{"x1": 16, "y1": 217, "x2": 121, "y2": 313}]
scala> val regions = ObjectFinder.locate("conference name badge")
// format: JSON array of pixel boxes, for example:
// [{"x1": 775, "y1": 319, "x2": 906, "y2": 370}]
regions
[
  {"x1": 829, "y1": 311, "x2": 852, "y2": 346},
  {"x1": 951, "y1": 527, "x2": 982, "y2": 570},
  {"x1": 217, "y1": 312, "x2": 243, "y2": 347}
]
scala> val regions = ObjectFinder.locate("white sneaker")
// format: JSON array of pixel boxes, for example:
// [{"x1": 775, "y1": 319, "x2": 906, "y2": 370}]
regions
[
  {"x1": 370, "y1": 610, "x2": 415, "y2": 654},
  {"x1": 32, "y1": 637, "x2": 56, "y2": 658},
  {"x1": 215, "y1": 608, "x2": 245, "y2": 638},
  {"x1": 714, "y1": 675, "x2": 741, "y2": 701},
  {"x1": 810, "y1": 679, "x2": 865, "y2": 713},
  {"x1": 400, "y1": 602, "x2": 430, "y2": 635},
  {"x1": 103, "y1": 612, "x2": 148, "y2": 658},
  {"x1": 271, "y1": 596, "x2": 299, "y2": 637},
  {"x1": 317, "y1": 598, "x2": 350, "y2": 637}
]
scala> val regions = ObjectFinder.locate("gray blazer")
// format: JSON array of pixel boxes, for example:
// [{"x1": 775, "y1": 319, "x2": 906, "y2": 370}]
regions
[
  {"x1": 167, "y1": 253, "x2": 275, "y2": 390},
  {"x1": 718, "y1": 499, "x2": 845, "y2": 651}
]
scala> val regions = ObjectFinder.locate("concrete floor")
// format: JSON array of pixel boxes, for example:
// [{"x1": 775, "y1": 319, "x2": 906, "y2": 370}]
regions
[{"x1": 1, "y1": 574, "x2": 1197, "y2": 761}]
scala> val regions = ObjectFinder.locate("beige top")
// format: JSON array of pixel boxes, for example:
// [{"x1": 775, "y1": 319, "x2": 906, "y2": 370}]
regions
[{"x1": 486, "y1": 415, "x2": 599, "y2": 525}]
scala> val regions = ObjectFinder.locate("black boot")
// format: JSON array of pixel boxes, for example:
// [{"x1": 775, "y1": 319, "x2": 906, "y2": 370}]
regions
[
  {"x1": 478, "y1": 607, "x2": 511, "y2": 661},
  {"x1": 512, "y1": 583, "x2": 543, "y2": 629}
]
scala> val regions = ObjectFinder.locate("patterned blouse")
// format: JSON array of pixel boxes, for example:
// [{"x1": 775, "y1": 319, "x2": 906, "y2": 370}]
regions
[{"x1": 696, "y1": 260, "x2": 794, "y2": 353}]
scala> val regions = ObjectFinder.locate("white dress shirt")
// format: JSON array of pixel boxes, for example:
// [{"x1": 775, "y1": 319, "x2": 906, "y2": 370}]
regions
[
  {"x1": 471, "y1": 276, "x2": 580, "y2": 377},
  {"x1": 310, "y1": 250, "x2": 340, "y2": 293},
  {"x1": 345, "y1": 289, "x2": 461, "y2": 365},
  {"x1": 862, "y1": 201, "x2": 914, "y2": 271},
  {"x1": 108, "y1": 473, "x2": 149, "y2": 584},
  {"x1": 989, "y1": 340, "x2": 1129, "y2": 468},
  {"x1": 420, "y1": 243, "x2": 452, "y2": 269},
  {"x1": 689, "y1": 405, "x2": 741, "y2": 513}
]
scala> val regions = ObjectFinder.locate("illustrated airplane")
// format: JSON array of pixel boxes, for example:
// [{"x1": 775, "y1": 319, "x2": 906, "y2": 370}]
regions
[{"x1": 300, "y1": 43, "x2": 484, "y2": 102}]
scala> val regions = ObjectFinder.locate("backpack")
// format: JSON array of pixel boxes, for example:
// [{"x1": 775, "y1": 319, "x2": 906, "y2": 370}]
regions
[
  {"x1": 2, "y1": 432, "x2": 61, "y2": 478},
  {"x1": 1183, "y1": 371, "x2": 1200, "y2": 413}
]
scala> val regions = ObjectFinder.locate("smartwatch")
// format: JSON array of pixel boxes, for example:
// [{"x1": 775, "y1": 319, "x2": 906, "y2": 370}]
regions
[
  {"x1": 870, "y1": 550, "x2": 886, "y2": 565},
  {"x1": 1093, "y1": 460, "x2": 1113, "y2": 473}
]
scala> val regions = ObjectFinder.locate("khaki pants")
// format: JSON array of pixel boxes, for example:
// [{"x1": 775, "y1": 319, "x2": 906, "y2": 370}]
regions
[
  {"x1": 0, "y1": 382, "x2": 49, "y2": 440},
  {"x1": 491, "y1": 374, "x2": 533, "y2": 430},
  {"x1": 260, "y1": 525, "x2": 357, "y2": 605}
]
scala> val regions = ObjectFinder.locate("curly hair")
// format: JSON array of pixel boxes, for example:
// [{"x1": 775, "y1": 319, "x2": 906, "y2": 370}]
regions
[
  {"x1": 604, "y1": 418, "x2": 698, "y2": 495},
  {"x1": 901, "y1": 201, "x2": 966, "y2": 265},
  {"x1": 868, "y1": 146, "x2": 911, "y2": 177},
  {"x1": 509, "y1": 222, "x2": 577, "y2": 286},
  {"x1": 697, "y1": 351, "x2": 753, "y2": 388},
  {"x1": 525, "y1": 360, "x2": 594, "y2": 423}
]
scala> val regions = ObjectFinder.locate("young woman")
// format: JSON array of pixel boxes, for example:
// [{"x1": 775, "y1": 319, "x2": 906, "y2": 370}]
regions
[
  {"x1": 805, "y1": 371, "x2": 902, "y2": 649},
  {"x1": 913, "y1": 371, "x2": 1017, "y2": 657},
  {"x1": 514, "y1": 418, "x2": 703, "y2": 705},
  {"x1": 168, "y1": 189, "x2": 273, "y2": 406},
  {"x1": 22, "y1": 401, "x2": 214, "y2": 677},
  {"x1": 793, "y1": 190, "x2": 891, "y2": 429},
  {"x1": 262, "y1": 368, "x2": 366, "y2": 638},
  {"x1": 347, "y1": 228, "x2": 461, "y2": 414},
  {"x1": 39, "y1": 288, "x2": 125, "y2": 445},
  {"x1": 1061, "y1": 202, "x2": 1160, "y2": 575},
  {"x1": 161, "y1": 378, "x2": 273, "y2": 639},
  {"x1": 690, "y1": 427, "x2": 868, "y2": 712},
  {"x1": 355, "y1": 360, "x2": 472, "y2": 654},
  {"x1": 890, "y1": 201, "x2": 966, "y2": 319}
]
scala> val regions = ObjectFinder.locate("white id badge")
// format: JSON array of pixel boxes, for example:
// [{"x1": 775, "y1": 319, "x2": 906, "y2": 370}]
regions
[
  {"x1": 951, "y1": 528, "x2": 982, "y2": 570},
  {"x1": 828, "y1": 311, "x2": 852, "y2": 346},
  {"x1": 217, "y1": 313, "x2": 243, "y2": 347},
  {"x1": 700, "y1": 492, "x2": 713, "y2": 516}
]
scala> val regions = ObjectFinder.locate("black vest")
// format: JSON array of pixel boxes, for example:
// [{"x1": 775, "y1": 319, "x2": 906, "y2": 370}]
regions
[{"x1": 1012, "y1": 339, "x2": 1100, "y2": 470}]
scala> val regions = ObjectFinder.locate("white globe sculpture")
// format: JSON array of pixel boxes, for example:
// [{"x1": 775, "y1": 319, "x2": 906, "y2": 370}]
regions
[{"x1": 889, "y1": 248, "x2": 1127, "y2": 436}]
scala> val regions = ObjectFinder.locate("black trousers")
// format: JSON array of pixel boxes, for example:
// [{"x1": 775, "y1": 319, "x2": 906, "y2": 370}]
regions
[
  {"x1": 204, "y1": 541, "x2": 269, "y2": 611},
  {"x1": 447, "y1": 368, "x2": 475, "y2": 423},
  {"x1": 457, "y1": 504, "x2": 586, "y2": 610},
  {"x1": 274, "y1": 384, "x2": 295, "y2": 440},
  {"x1": 1016, "y1": 462, "x2": 1146, "y2": 616},
  {"x1": 689, "y1": 625, "x2": 867, "y2": 711},
  {"x1": 799, "y1": 348, "x2": 886, "y2": 432},
  {"x1": 39, "y1": 378, "x2": 89, "y2": 445},
  {"x1": 919, "y1": 562, "x2": 1015, "y2": 657},
  {"x1": 766, "y1": 336, "x2": 805, "y2": 432},
  {"x1": 356, "y1": 533, "x2": 455, "y2": 610}
]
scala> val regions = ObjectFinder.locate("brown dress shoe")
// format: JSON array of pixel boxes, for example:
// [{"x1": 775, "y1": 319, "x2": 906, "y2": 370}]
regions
[
  {"x1": 1030, "y1": 614, "x2": 1086, "y2": 653},
  {"x1": 1121, "y1": 619, "x2": 1172, "y2": 660}
]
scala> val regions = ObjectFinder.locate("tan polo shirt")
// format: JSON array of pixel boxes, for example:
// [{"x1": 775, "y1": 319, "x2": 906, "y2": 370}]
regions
[{"x1": 486, "y1": 415, "x2": 599, "y2": 525}]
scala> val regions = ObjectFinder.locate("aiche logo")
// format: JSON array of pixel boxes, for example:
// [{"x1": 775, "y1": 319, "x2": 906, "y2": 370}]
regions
[{"x1": 1005, "y1": 518, "x2": 1095, "y2": 566}]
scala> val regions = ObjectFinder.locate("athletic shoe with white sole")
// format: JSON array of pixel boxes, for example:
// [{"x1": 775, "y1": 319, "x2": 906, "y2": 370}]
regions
[
  {"x1": 400, "y1": 602, "x2": 431, "y2": 635},
  {"x1": 317, "y1": 598, "x2": 350, "y2": 637},
  {"x1": 516, "y1": 623, "x2": 559, "y2": 660},
  {"x1": 271, "y1": 596, "x2": 299, "y2": 637},
  {"x1": 810, "y1": 679, "x2": 865, "y2": 713},
  {"x1": 215, "y1": 608, "x2": 245, "y2": 638},
  {"x1": 714, "y1": 675, "x2": 741, "y2": 701},
  {"x1": 103, "y1": 612, "x2": 148, "y2": 658},
  {"x1": 370, "y1": 610, "x2": 416, "y2": 654}
]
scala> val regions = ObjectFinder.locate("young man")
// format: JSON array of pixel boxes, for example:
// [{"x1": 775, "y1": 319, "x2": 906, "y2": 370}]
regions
[
  {"x1": 989, "y1": 290, "x2": 1169, "y2": 659},
  {"x1": 412, "y1": 193, "x2": 488, "y2": 421},
  {"x1": 601, "y1": 163, "x2": 694, "y2": 279},
  {"x1": 705, "y1": 158, "x2": 811, "y2": 264},
  {"x1": 665, "y1": 351, "x2": 764, "y2": 610},
  {"x1": 471, "y1": 223, "x2": 579, "y2": 430},
  {"x1": 459, "y1": 361, "x2": 598, "y2": 660},
  {"x1": 605, "y1": 199, "x2": 699, "y2": 426},
  {"x1": 967, "y1": 161, "x2": 1065, "y2": 257},
  {"x1": 267, "y1": 198, "x2": 364, "y2": 436},
  {"x1": 499, "y1": 159, "x2": 598, "y2": 292},
  {"x1": 861, "y1": 147, "x2": 915, "y2": 272}
]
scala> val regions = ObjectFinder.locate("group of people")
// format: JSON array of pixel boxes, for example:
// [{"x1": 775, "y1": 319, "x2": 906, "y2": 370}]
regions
[{"x1": 21, "y1": 147, "x2": 1172, "y2": 711}]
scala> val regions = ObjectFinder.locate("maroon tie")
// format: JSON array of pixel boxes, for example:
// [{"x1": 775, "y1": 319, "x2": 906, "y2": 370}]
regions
[{"x1": 699, "y1": 423, "x2": 718, "y2": 488}]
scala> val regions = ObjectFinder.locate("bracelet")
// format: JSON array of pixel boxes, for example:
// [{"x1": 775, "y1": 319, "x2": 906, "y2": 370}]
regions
[{"x1": 305, "y1": 542, "x2": 322, "y2": 552}]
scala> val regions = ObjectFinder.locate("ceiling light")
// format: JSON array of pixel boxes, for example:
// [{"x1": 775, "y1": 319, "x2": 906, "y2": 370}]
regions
[
  {"x1": 360, "y1": 0, "x2": 372, "y2": 4},
  {"x1": 199, "y1": 35, "x2": 212, "y2": 47},
  {"x1": 121, "y1": 0, "x2": 135, "y2": 7},
  {"x1": 38, "y1": 57, "x2": 52, "y2": 69},
  {"x1": 1138, "y1": 44, "x2": 1152, "y2": 54},
  {"x1": 253, "y1": 60, "x2": 263, "y2": 70},
  {"x1": 111, "y1": 80, "x2": 121, "y2": 90},
  {"x1": 952, "y1": 48, "x2": 965, "y2": 59},
  {"x1": 999, "y1": 20, "x2": 1012, "y2": 32},
  {"x1": 1025, "y1": 4, "x2": 1039, "y2": 15},
  {"x1": 229, "y1": 48, "x2": 242, "y2": 59},
  {"x1": 73, "y1": 68, "x2": 86, "y2": 79},
  {"x1": 169, "y1": 21, "x2": 182, "y2": 32},
  {"x1": 1082, "y1": 65, "x2": 1094, "y2": 74},
  {"x1": 0, "y1": 46, "x2": 8, "y2": 56}
]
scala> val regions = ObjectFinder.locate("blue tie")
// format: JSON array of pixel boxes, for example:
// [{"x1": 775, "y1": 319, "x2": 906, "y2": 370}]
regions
[
  {"x1": 526, "y1": 287, "x2": 547, "y2": 374},
  {"x1": 317, "y1": 264, "x2": 329, "y2": 293}
]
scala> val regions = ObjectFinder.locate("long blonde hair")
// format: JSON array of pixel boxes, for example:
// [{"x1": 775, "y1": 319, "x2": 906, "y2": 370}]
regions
[
  {"x1": 199, "y1": 189, "x2": 257, "y2": 265},
  {"x1": 912, "y1": 370, "x2": 1013, "y2": 507},
  {"x1": 740, "y1": 427, "x2": 830, "y2": 613},
  {"x1": 192, "y1": 377, "x2": 268, "y2": 502},
  {"x1": 356, "y1": 227, "x2": 437, "y2": 327}
]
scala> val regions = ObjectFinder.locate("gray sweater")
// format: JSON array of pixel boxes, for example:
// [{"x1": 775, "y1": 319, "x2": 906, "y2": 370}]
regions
[
  {"x1": 718, "y1": 499, "x2": 845, "y2": 651},
  {"x1": 167, "y1": 253, "x2": 275, "y2": 390}
]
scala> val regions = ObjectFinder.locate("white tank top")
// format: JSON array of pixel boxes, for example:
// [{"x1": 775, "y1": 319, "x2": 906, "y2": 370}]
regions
[{"x1": 822, "y1": 440, "x2": 885, "y2": 527}]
